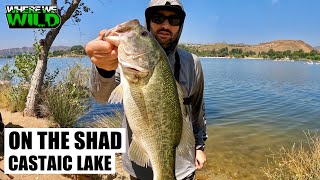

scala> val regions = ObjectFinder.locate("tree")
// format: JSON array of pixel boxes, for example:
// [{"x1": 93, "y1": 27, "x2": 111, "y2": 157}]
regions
[
  {"x1": 218, "y1": 47, "x2": 229, "y2": 57},
  {"x1": 70, "y1": 45, "x2": 84, "y2": 51},
  {"x1": 71, "y1": 45, "x2": 85, "y2": 55},
  {"x1": 284, "y1": 50, "x2": 292, "y2": 58},
  {"x1": 52, "y1": 50, "x2": 65, "y2": 57},
  {"x1": 310, "y1": 49, "x2": 319, "y2": 56},
  {"x1": 24, "y1": 0, "x2": 91, "y2": 116}
]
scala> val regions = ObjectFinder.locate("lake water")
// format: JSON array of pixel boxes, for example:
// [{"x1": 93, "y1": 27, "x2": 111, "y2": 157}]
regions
[
  {"x1": 199, "y1": 58, "x2": 320, "y2": 179},
  {"x1": 1, "y1": 57, "x2": 320, "y2": 179}
]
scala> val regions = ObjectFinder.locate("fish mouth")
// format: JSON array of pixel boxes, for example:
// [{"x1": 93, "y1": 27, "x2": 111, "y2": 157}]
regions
[
  {"x1": 119, "y1": 61, "x2": 150, "y2": 78},
  {"x1": 122, "y1": 48, "x2": 149, "y2": 59}
]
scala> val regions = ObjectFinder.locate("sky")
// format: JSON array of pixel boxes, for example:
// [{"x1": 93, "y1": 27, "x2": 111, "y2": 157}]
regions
[{"x1": 0, "y1": 0, "x2": 319, "y2": 50}]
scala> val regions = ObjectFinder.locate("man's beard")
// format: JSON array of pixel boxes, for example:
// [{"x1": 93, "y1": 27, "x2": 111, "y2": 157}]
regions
[{"x1": 151, "y1": 28, "x2": 178, "y2": 49}]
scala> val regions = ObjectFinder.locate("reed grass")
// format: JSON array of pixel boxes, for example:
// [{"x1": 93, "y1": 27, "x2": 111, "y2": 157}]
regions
[
  {"x1": 0, "y1": 85, "x2": 10, "y2": 108},
  {"x1": 42, "y1": 63, "x2": 90, "y2": 127},
  {"x1": 262, "y1": 131, "x2": 320, "y2": 179}
]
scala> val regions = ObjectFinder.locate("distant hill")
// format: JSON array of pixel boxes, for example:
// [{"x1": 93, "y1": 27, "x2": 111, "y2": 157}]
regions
[
  {"x1": 0, "y1": 46, "x2": 71, "y2": 57},
  {"x1": 1, "y1": 40, "x2": 317, "y2": 58},
  {"x1": 194, "y1": 40, "x2": 315, "y2": 53}
]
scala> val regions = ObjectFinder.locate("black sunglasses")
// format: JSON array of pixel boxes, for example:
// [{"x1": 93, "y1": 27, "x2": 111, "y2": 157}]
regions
[{"x1": 150, "y1": 14, "x2": 181, "y2": 26}]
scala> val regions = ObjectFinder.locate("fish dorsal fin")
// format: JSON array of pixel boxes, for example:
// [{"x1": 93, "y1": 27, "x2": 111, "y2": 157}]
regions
[
  {"x1": 108, "y1": 84, "x2": 123, "y2": 104},
  {"x1": 128, "y1": 135, "x2": 150, "y2": 167},
  {"x1": 175, "y1": 81, "x2": 195, "y2": 160}
]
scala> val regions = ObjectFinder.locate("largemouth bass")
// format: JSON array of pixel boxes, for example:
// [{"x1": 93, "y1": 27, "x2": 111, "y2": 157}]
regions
[{"x1": 105, "y1": 19, "x2": 194, "y2": 180}]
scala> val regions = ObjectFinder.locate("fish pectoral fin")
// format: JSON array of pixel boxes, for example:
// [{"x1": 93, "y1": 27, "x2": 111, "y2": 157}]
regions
[
  {"x1": 108, "y1": 84, "x2": 123, "y2": 104},
  {"x1": 175, "y1": 81, "x2": 195, "y2": 160},
  {"x1": 176, "y1": 114, "x2": 195, "y2": 161},
  {"x1": 128, "y1": 137, "x2": 150, "y2": 167},
  {"x1": 175, "y1": 81, "x2": 186, "y2": 117}
]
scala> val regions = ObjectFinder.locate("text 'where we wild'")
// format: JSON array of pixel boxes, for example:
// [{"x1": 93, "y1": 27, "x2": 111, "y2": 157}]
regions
[{"x1": 5, "y1": 5, "x2": 61, "y2": 28}]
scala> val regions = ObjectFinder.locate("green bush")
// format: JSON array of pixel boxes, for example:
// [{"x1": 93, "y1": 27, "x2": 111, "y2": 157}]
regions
[
  {"x1": 6, "y1": 84, "x2": 29, "y2": 112},
  {"x1": 63, "y1": 63, "x2": 90, "y2": 90},
  {"x1": 42, "y1": 63, "x2": 90, "y2": 127},
  {"x1": 43, "y1": 84, "x2": 87, "y2": 127},
  {"x1": 12, "y1": 53, "x2": 37, "y2": 82},
  {"x1": 0, "y1": 63, "x2": 13, "y2": 82}
]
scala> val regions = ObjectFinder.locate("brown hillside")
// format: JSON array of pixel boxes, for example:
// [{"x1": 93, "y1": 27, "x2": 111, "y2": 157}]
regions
[
  {"x1": 254, "y1": 40, "x2": 313, "y2": 52},
  {"x1": 197, "y1": 40, "x2": 314, "y2": 53}
]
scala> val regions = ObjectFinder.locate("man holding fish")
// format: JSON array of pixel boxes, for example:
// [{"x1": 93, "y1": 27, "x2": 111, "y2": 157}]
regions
[{"x1": 86, "y1": 0, "x2": 207, "y2": 179}]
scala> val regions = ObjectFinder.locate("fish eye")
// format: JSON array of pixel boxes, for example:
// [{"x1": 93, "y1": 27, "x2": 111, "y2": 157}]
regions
[{"x1": 141, "y1": 31, "x2": 148, "y2": 37}]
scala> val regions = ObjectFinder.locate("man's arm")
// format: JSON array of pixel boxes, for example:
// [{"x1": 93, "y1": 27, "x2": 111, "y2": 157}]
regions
[
  {"x1": 90, "y1": 65, "x2": 118, "y2": 103},
  {"x1": 86, "y1": 29, "x2": 120, "y2": 103},
  {"x1": 190, "y1": 54, "x2": 207, "y2": 169}
]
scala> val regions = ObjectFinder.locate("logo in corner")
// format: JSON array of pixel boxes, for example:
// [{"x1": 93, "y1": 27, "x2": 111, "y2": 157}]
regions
[{"x1": 5, "y1": 5, "x2": 61, "y2": 29}]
